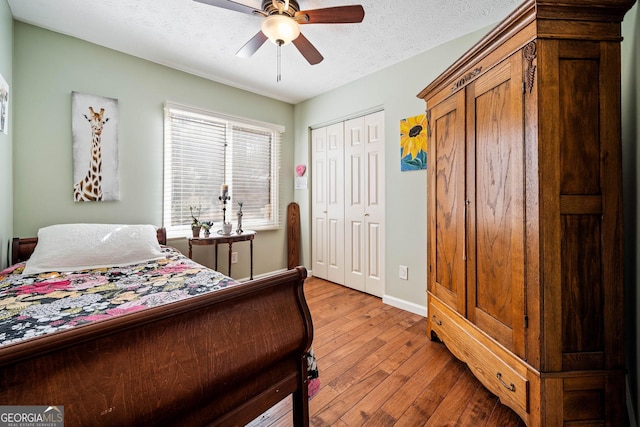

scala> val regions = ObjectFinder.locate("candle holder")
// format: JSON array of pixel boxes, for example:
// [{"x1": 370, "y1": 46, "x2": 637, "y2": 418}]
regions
[{"x1": 219, "y1": 194, "x2": 230, "y2": 224}]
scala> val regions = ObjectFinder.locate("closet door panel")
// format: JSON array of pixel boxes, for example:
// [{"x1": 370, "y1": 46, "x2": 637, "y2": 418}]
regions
[
  {"x1": 311, "y1": 127, "x2": 328, "y2": 279},
  {"x1": 345, "y1": 116, "x2": 366, "y2": 291},
  {"x1": 364, "y1": 111, "x2": 385, "y2": 297},
  {"x1": 326, "y1": 122, "x2": 345, "y2": 285}
]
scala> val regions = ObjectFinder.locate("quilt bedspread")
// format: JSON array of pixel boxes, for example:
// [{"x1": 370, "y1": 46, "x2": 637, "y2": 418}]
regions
[{"x1": 0, "y1": 246, "x2": 239, "y2": 347}]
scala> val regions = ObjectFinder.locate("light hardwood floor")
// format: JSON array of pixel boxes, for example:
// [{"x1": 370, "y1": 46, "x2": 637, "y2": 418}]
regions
[{"x1": 249, "y1": 277, "x2": 524, "y2": 427}]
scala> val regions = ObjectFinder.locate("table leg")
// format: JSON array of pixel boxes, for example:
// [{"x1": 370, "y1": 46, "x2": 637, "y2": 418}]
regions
[
  {"x1": 250, "y1": 239, "x2": 254, "y2": 280},
  {"x1": 214, "y1": 243, "x2": 219, "y2": 271},
  {"x1": 228, "y1": 242, "x2": 233, "y2": 277},
  {"x1": 188, "y1": 240, "x2": 193, "y2": 259}
]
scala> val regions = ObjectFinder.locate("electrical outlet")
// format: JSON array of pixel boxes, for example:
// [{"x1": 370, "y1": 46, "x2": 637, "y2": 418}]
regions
[
  {"x1": 399, "y1": 265, "x2": 408, "y2": 280},
  {"x1": 231, "y1": 252, "x2": 238, "y2": 264}
]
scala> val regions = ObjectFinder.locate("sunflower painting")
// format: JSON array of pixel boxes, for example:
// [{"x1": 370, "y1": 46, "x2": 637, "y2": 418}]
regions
[{"x1": 400, "y1": 114, "x2": 428, "y2": 171}]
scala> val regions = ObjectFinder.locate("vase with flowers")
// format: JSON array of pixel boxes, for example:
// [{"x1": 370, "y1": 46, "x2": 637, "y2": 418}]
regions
[
  {"x1": 201, "y1": 221, "x2": 213, "y2": 237},
  {"x1": 190, "y1": 206, "x2": 202, "y2": 237}
]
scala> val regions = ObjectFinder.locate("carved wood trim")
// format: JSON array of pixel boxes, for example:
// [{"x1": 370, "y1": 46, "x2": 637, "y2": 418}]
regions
[
  {"x1": 451, "y1": 67, "x2": 482, "y2": 92},
  {"x1": 426, "y1": 109, "x2": 432, "y2": 138},
  {"x1": 523, "y1": 41, "x2": 537, "y2": 93}
]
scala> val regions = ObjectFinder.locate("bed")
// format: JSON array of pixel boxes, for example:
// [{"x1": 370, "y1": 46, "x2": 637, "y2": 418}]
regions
[{"x1": 0, "y1": 224, "x2": 314, "y2": 426}]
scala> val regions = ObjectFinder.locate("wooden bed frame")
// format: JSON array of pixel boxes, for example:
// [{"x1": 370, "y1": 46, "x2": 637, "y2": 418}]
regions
[{"x1": 2, "y1": 229, "x2": 313, "y2": 426}]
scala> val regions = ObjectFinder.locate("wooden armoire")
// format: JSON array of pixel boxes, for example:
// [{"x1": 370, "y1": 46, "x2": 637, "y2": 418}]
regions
[{"x1": 419, "y1": 0, "x2": 635, "y2": 425}]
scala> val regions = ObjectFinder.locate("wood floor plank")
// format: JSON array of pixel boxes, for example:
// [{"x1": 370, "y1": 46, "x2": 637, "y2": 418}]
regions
[
  {"x1": 249, "y1": 278, "x2": 523, "y2": 427},
  {"x1": 312, "y1": 370, "x2": 390, "y2": 426},
  {"x1": 456, "y1": 382, "x2": 501, "y2": 426},
  {"x1": 424, "y1": 368, "x2": 481, "y2": 426},
  {"x1": 392, "y1": 357, "x2": 466, "y2": 426},
  {"x1": 377, "y1": 342, "x2": 454, "y2": 419},
  {"x1": 338, "y1": 340, "x2": 433, "y2": 425}
]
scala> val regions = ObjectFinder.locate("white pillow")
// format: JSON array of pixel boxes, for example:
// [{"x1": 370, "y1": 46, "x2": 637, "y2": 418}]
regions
[{"x1": 22, "y1": 224, "x2": 165, "y2": 275}]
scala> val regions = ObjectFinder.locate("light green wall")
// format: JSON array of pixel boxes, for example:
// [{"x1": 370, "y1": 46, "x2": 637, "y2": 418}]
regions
[
  {"x1": 293, "y1": 27, "x2": 490, "y2": 310},
  {"x1": 12, "y1": 22, "x2": 296, "y2": 279},
  {"x1": 622, "y1": 3, "x2": 639, "y2": 422},
  {"x1": 0, "y1": 0, "x2": 12, "y2": 269}
]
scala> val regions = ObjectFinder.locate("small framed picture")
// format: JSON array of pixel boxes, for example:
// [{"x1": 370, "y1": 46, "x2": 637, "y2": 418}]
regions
[{"x1": 0, "y1": 73, "x2": 8, "y2": 135}]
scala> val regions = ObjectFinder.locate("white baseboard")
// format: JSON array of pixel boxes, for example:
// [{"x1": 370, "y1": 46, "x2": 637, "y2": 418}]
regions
[
  {"x1": 238, "y1": 268, "x2": 287, "y2": 282},
  {"x1": 383, "y1": 294, "x2": 427, "y2": 317}
]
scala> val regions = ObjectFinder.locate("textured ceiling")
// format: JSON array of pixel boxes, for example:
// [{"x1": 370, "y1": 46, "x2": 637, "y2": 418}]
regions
[{"x1": 8, "y1": 0, "x2": 523, "y2": 104}]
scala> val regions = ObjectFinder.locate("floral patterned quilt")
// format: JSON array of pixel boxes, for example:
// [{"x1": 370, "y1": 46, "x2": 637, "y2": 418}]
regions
[
  {"x1": 0, "y1": 245, "x2": 319, "y2": 397},
  {"x1": 0, "y1": 246, "x2": 239, "y2": 347}
]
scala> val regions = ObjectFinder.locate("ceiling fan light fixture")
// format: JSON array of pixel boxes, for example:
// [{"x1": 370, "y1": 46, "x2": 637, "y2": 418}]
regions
[{"x1": 261, "y1": 14, "x2": 300, "y2": 45}]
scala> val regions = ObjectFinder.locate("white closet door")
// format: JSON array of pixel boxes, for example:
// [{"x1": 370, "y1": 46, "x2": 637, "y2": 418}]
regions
[
  {"x1": 344, "y1": 111, "x2": 385, "y2": 296},
  {"x1": 326, "y1": 122, "x2": 345, "y2": 284},
  {"x1": 311, "y1": 127, "x2": 328, "y2": 279},
  {"x1": 344, "y1": 116, "x2": 366, "y2": 292},
  {"x1": 363, "y1": 111, "x2": 385, "y2": 297}
]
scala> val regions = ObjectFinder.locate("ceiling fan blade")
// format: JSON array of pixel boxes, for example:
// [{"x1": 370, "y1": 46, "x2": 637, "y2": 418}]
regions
[
  {"x1": 193, "y1": 0, "x2": 264, "y2": 16},
  {"x1": 236, "y1": 31, "x2": 268, "y2": 58},
  {"x1": 292, "y1": 33, "x2": 323, "y2": 65},
  {"x1": 295, "y1": 5, "x2": 365, "y2": 24}
]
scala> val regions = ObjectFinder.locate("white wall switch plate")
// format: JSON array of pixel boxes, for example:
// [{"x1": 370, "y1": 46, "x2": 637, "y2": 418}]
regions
[{"x1": 399, "y1": 265, "x2": 408, "y2": 280}]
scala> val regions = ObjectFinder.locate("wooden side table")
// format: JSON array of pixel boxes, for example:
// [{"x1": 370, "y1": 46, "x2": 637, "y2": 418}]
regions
[{"x1": 188, "y1": 230, "x2": 256, "y2": 280}]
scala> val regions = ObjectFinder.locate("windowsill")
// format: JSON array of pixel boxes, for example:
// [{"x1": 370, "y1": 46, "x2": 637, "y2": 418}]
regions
[{"x1": 166, "y1": 225, "x2": 282, "y2": 240}]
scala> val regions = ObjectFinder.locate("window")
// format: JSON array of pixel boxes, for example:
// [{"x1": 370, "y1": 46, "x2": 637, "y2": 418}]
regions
[{"x1": 163, "y1": 102, "x2": 282, "y2": 237}]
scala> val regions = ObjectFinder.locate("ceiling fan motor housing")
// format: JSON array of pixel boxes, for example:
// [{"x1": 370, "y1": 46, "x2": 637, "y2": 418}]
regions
[{"x1": 262, "y1": 0, "x2": 300, "y2": 16}]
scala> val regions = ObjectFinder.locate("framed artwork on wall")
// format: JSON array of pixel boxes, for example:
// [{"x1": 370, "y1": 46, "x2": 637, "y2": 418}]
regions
[
  {"x1": 400, "y1": 113, "x2": 427, "y2": 171},
  {"x1": 0, "y1": 73, "x2": 8, "y2": 135},
  {"x1": 71, "y1": 91, "x2": 120, "y2": 202}
]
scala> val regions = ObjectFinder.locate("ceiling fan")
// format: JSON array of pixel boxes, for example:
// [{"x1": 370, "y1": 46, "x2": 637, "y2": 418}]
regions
[{"x1": 194, "y1": 0, "x2": 365, "y2": 66}]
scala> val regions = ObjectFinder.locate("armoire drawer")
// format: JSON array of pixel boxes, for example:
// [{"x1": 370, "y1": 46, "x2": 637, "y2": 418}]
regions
[{"x1": 429, "y1": 299, "x2": 530, "y2": 419}]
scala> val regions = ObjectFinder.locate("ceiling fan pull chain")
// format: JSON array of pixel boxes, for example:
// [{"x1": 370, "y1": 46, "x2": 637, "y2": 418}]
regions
[{"x1": 277, "y1": 41, "x2": 282, "y2": 82}]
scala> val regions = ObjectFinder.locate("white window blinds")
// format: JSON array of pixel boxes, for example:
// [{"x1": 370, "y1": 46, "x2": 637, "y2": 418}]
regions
[{"x1": 163, "y1": 103, "x2": 282, "y2": 237}]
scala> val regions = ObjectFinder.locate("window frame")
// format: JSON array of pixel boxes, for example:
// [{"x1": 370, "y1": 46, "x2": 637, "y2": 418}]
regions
[{"x1": 163, "y1": 102, "x2": 283, "y2": 238}]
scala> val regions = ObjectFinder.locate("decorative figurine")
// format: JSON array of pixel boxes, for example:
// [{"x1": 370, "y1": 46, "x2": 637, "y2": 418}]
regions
[{"x1": 236, "y1": 201, "x2": 243, "y2": 234}]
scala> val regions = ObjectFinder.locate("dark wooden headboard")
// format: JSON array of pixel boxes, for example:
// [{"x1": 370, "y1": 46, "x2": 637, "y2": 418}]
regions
[{"x1": 11, "y1": 227, "x2": 167, "y2": 265}]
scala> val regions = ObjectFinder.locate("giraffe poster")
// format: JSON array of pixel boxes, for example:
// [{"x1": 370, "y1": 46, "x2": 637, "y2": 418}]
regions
[{"x1": 72, "y1": 91, "x2": 120, "y2": 202}]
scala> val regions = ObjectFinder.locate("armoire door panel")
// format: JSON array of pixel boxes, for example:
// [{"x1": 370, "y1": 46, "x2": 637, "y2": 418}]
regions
[
  {"x1": 428, "y1": 91, "x2": 466, "y2": 313},
  {"x1": 466, "y1": 54, "x2": 525, "y2": 356}
]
